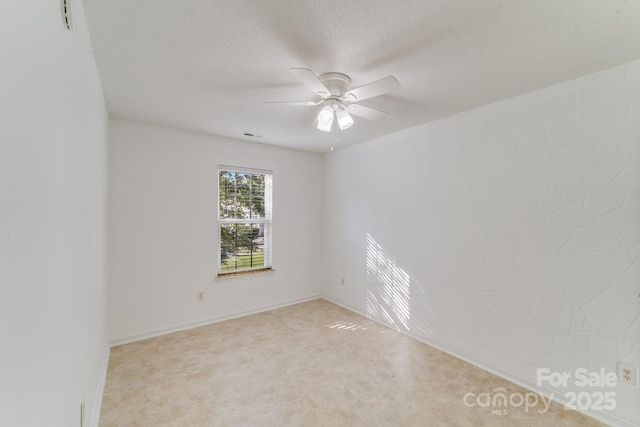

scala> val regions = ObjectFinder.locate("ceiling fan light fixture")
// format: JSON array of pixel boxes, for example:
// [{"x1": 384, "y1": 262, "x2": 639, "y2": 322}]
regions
[
  {"x1": 337, "y1": 108, "x2": 354, "y2": 130},
  {"x1": 268, "y1": 68, "x2": 400, "y2": 137},
  {"x1": 317, "y1": 119, "x2": 332, "y2": 132},
  {"x1": 317, "y1": 105, "x2": 334, "y2": 132}
]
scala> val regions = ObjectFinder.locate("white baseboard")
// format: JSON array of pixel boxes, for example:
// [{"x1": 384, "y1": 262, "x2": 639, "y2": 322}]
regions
[
  {"x1": 321, "y1": 295, "x2": 635, "y2": 427},
  {"x1": 90, "y1": 343, "x2": 111, "y2": 427},
  {"x1": 109, "y1": 294, "x2": 322, "y2": 347}
]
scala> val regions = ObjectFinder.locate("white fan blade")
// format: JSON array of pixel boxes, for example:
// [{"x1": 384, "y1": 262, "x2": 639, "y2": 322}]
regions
[
  {"x1": 264, "y1": 100, "x2": 322, "y2": 106},
  {"x1": 344, "y1": 76, "x2": 400, "y2": 102},
  {"x1": 346, "y1": 104, "x2": 387, "y2": 120},
  {"x1": 290, "y1": 68, "x2": 331, "y2": 97}
]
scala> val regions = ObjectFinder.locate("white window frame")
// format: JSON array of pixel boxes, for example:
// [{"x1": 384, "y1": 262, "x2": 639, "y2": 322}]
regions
[{"x1": 217, "y1": 166, "x2": 273, "y2": 276}]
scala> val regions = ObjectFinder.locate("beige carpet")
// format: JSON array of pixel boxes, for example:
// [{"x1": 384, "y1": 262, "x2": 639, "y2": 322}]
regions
[{"x1": 99, "y1": 299, "x2": 603, "y2": 426}]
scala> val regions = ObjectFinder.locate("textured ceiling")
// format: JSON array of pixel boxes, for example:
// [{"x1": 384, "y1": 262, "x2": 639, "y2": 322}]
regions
[{"x1": 82, "y1": 0, "x2": 640, "y2": 153}]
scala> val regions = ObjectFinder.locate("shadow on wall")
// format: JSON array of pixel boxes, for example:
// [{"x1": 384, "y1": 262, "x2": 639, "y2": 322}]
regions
[{"x1": 365, "y1": 233, "x2": 412, "y2": 331}]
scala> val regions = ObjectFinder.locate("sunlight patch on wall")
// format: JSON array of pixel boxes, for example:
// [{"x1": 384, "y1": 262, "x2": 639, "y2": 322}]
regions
[{"x1": 365, "y1": 233, "x2": 411, "y2": 331}]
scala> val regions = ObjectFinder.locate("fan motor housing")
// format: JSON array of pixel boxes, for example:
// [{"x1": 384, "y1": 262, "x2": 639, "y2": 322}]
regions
[{"x1": 318, "y1": 73, "x2": 351, "y2": 97}]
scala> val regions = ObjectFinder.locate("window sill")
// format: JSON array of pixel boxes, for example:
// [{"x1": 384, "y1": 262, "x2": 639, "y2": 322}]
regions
[{"x1": 215, "y1": 267, "x2": 274, "y2": 280}]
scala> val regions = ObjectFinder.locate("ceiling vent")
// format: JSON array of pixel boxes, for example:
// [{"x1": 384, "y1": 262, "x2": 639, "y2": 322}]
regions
[{"x1": 61, "y1": 0, "x2": 73, "y2": 31}]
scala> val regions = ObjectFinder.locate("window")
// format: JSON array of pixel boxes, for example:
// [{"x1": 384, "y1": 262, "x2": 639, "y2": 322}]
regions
[{"x1": 218, "y1": 166, "x2": 272, "y2": 276}]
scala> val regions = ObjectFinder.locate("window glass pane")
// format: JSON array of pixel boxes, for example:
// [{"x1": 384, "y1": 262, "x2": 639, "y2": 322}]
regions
[
  {"x1": 219, "y1": 171, "x2": 266, "y2": 220},
  {"x1": 220, "y1": 223, "x2": 266, "y2": 271}
]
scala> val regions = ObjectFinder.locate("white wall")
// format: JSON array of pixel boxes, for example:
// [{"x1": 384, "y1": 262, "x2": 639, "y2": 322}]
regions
[
  {"x1": 108, "y1": 119, "x2": 323, "y2": 342},
  {"x1": 323, "y1": 60, "x2": 640, "y2": 426},
  {"x1": 0, "y1": 1, "x2": 109, "y2": 426}
]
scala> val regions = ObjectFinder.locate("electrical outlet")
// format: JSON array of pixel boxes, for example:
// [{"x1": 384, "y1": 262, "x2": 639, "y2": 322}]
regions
[
  {"x1": 618, "y1": 363, "x2": 638, "y2": 388},
  {"x1": 197, "y1": 291, "x2": 205, "y2": 301}
]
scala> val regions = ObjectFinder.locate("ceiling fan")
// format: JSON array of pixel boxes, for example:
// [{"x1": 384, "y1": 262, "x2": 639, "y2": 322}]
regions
[{"x1": 266, "y1": 68, "x2": 401, "y2": 132}]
